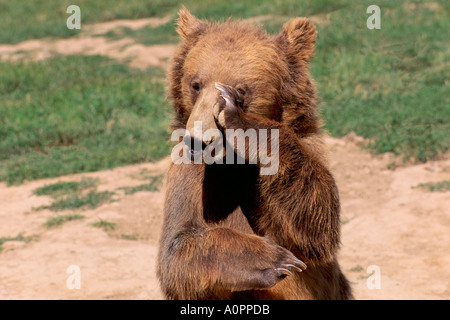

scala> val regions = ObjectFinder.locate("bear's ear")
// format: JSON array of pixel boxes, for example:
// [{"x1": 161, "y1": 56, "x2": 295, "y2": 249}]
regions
[
  {"x1": 275, "y1": 17, "x2": 317, "y2": 61},
  {"x1": 177, "y1": 7, "x2": 208, "y2": 45}
]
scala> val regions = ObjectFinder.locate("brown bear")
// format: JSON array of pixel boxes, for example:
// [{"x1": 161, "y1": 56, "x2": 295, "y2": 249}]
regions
[{"x1": 157, "y1": 8, "x2": 353, "y2": 300}]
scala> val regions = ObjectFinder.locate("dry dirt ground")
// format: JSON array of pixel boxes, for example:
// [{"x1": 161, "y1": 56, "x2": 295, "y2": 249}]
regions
[
  {"x1": 0, "y1": 19, "x2": 449, "y2": 300},
  {"x1": 0, "y1": 17, "x2": 176, "y2": 69}
]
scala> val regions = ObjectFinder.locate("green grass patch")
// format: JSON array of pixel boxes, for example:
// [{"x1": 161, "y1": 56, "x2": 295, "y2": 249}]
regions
[
  {"x1": 100, "y1": 19, "x2": 179, "y2": 45},
  {"x1": 0, "y1": 233, "x2": 34, "y2": 252},
  {"x1": 0, "y1": 0, "x2": 357, "y2": 44},
  {"x1": 413, "y1": 180, "x2": 450, "y2": 192},
  {"x1": 0, "y1": 0, "x2": 186, "y2": 44},
  {"x1": 119, "y1": 174, "x2": 164, "y2": 195},
  {"x1": 99, "y1": 0, "x2": 352, "y2": 44},
  {"x1": 90, "y1": 219, "x2": 117, "y2": 232},
  {"x1": 37, "y1": 191, "x2": 114, "y2": 212},
  {"x1": 33, "y1": 178, "x2": 98, "y2": 198},
  {"x1": 357, "y1": 273, "x2": 372, "y2": 280},
  {"x1": 349, "y1": 265, "x2": 364, "y2": 273},
  {"x1": 33, "y1": 177, "x2": 114, "y2": 211},
  {"x1": 310, "y1": 1, "x2": 450, "y2": 162},
  {"x1": 164, "y1": 0, "x2": 353, "y2": 21},
  {"x1": 43, "y1": 214, "x2": 85, "y2": 228},
  {"x1": 0, "y1": 55, "x2": 171, "y2": 185},
  {"x1": 135, "y1": 169, "x2": 164, "y2": 181},
  {"x1": 120, "y1": 234, "x2": 139, "y2": 240}
]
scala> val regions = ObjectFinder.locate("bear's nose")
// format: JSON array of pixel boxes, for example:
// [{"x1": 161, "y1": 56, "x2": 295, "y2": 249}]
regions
[{"x1": 183, "y1": 135, "x2": 207, "y2": 161}]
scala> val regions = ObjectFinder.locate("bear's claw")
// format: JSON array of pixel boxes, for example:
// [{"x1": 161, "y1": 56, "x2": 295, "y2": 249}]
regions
[
  {"x1": 213, "y1": 82, "x2": 245, "y2": 129},
  {"x1": 214, "y1": 82, "x2": 244, "y2": 108}
]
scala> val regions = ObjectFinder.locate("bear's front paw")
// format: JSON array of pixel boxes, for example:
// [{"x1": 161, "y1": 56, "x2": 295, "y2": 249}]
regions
[
  {"x1": 228, "y1": 238, "x2": 307, "y2": 291},
  {"x1": 252, "y1": 240, "x2": 307, "y2": 289},
  {"x1": 213, "y1": 82, "x2": 246, "y2": 130}
]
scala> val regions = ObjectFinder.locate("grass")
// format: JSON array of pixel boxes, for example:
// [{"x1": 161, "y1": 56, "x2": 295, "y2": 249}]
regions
[
  {"x1": 121, "y1": 234, "x2": 139, "y2": 240},
  {"x1": 341, "y1": 217, "x2": 352, "y2": 225},
  {"x1": 349, "y1": 265, "x2": 364, "y2": 273},
  {"x1": 0, "y1": 0, "x2": 186, "y2": 44},
  {"x1": 357, "y1": 273, "x2": 372, "y2": 280},
  {"x1": 90, "y1": 219, "x2": 141, "y2": 240},
  {"x1": 119, "y1": 174, "x2": 164, "y2": 195},
  {"x1": 413, "y1": 181, "x2": 450, "y2": 192},
  {"x1": 33, "y1": 177, "x2": 114, "y2": 211},
  {"x1": 0, "y1": 55, "x2": 171, "y2": 185},
  {"x1": 99, "y1": 19, "x2": 179, "y2": 45},
  {"x1": 0, "y1": 233, "x2": 34, "y2": 252},
  {"x1": 97, "y1": 0, "x2": 351, "y2": 45},
  {"x1": 311, "y1": 1, "x2": 450, "y2": 162},
  {"x1": 43, "y1": 214, "x2": 85, "y2": 228},
  {"x1": 33, "y1": 178, "x2": 98, "y2": 198},
  {"x1": 37, "y1": 191, "x2": 115, "y2": 212},
  {"x1": 134, "y1": 168, "x2": 164, "y2": 180},
  {"x1": 0, "y1": 0, "x2": 355, "y2": 44},
  {"x1": 90, "y1": 219, "x2": 117, "y2": 232},
  {"x1": 97, "y1": 0, "x2": 352, "y2": 45},
  {"x1": 0, "y1": 1, "x2": 448, "y2": 185}
]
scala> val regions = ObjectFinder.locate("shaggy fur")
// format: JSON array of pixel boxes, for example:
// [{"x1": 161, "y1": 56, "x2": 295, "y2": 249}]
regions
[{"x1": 157, "y1": 8, "x2": 353, "y2": 300}]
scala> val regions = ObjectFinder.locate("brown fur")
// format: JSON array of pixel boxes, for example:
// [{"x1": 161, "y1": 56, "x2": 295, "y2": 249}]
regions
[{"x1": 157, "y1": 8, "x2": 353, "y2": 300}]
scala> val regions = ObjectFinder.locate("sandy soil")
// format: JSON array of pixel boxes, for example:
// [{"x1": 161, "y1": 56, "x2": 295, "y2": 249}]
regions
[
  {"x1": 0, "y1": 18, "x2": 449, "y2": 300},
  {"x1": 0, "y1": 17, "x2": 176, "y2": 69},
  {"x1": 1, "y1": 136, "x2": 449, "y2": 300}
]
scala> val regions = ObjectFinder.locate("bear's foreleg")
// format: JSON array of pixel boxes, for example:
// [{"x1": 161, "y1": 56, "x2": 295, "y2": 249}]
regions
[
  {"x1": 157, "y1": 163, "x2": 306, "y2": 299},
  {"x1": 214, "y1": 83, "x2": 341, "y2": 264}
]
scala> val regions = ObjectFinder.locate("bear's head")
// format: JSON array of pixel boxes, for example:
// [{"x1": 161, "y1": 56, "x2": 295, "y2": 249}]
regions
[{"x1": 169, "y1": 8, "x2": 319, "y2": 147}]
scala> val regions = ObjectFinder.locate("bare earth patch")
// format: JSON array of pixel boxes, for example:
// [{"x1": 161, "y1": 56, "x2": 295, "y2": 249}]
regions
[
  {"x1": 83, "y1": 16, "x2": 172, "y2": 36},
  {"x1": 0, "y1": 158, "x2": 170, "y2": 299},
  {"x1": 1, "y1": 136, "x2": 449, "y2": 299},
  {"x1": 0, "y1": 17, "x2": 176, "y2": 69}
]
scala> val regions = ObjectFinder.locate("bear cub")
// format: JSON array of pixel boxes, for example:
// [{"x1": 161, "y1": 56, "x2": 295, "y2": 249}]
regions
[{"x1": 157, "y1": 8, "x2": 353, "y2": 300}]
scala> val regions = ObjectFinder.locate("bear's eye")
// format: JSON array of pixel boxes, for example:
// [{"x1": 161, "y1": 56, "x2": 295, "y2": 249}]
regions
[
  {"x1": 237, "y1": 88, "x2": 246, "y2": 96},
  {"x1": 191, "y1": 81, "x2": 201, "y2": 92}
]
